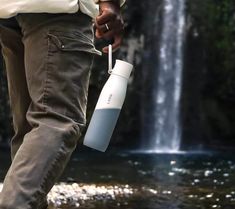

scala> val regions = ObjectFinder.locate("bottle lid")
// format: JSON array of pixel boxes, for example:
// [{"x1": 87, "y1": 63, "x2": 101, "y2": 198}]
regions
[{"x1": 111, "y1": 59, "x2": 133, "y2": 79}]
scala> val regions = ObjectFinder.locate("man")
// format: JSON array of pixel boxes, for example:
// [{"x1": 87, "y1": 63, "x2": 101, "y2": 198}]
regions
[{"x1": 0, "y1": 0, "x2": 125, "y2": 208}]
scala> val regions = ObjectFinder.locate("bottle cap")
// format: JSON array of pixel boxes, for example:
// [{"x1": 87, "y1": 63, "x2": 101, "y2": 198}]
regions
[{"x1": 112, "y1": 59, "x2": 133, "y2": 79}]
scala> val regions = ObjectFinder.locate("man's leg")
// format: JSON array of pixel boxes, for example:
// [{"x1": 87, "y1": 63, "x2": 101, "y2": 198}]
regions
[
  {"x1": 0, "y1": 12, "x2": 99, "y2": 209},
  {"x1": 0, "y1": 18, "x2": 31, "y2": 160}
]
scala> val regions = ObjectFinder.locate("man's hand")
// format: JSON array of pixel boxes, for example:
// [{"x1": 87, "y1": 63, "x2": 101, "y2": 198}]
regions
[{"x1": 95, "y1": 1, "x2": 124, "y2": 53}]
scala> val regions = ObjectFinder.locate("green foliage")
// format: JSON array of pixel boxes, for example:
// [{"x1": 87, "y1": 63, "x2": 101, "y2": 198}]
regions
[{"x1": 191, "y1": 0, "x2": 235, "y2": 99}]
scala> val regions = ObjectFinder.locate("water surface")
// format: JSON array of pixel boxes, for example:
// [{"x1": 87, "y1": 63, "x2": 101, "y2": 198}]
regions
[{"x1": 1, "y1": 149, "x2": 235, "y2": 209}]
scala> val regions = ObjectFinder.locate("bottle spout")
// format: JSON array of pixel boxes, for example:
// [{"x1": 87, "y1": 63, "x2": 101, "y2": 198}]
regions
[{"x1": 107, "y1": 44, "x2": 133, "y2": 78}]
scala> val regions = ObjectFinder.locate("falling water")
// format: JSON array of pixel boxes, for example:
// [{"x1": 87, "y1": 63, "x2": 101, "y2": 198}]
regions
[{"x1": 152, "y1": 0, "x2": 186, "y2": 152}]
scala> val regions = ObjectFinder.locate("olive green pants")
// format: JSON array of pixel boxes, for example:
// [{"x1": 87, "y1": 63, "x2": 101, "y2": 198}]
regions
[{"x1": 0, "y1": 12, "x2": 100, "y2": 209}]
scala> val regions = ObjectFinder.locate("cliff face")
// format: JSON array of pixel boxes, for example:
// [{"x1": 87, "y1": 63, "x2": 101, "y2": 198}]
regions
[{"x1": 1, "y1": 0, "x2": 235, "y2": 150}]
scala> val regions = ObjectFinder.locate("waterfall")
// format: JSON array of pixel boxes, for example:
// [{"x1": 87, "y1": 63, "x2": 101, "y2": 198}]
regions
[{"x1": 151, "y1": 0, "x2": 186, "y2": 152}]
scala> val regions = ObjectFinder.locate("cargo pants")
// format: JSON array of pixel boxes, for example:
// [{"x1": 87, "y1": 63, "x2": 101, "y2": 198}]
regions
[{"x1": 0, "y1": 12, "x2": 100, "y2": 209}]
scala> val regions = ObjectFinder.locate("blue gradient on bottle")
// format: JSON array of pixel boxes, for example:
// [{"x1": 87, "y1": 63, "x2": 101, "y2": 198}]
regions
[{"x1": 84, "y1": 108, "x2": 121, "y2": 152}]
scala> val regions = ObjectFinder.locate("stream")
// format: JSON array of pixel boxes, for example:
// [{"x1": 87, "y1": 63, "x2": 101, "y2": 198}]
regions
[{"x1": 1, "y1": 149, "x2": 235, "y2": 209}]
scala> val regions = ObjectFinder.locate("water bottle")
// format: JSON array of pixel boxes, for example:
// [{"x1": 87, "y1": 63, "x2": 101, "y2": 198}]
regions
[{"x1": 83, "y1": 46, "x2": 133, "y2": 152}]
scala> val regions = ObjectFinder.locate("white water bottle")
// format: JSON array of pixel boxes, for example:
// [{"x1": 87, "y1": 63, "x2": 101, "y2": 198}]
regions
[{"x1": 83, "y1": 46, "x2": 133, "y2": 152}]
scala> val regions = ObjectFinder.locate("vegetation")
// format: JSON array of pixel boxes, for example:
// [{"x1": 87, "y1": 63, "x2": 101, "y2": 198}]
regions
[{"x1": 184, "y1": 0, "x2": 235, "y2": 148}]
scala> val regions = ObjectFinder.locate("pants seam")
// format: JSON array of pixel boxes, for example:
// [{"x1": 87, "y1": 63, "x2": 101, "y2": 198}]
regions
[
  {"x1": 42, "y1": 33, "x2": 50, "y2": 110},
  {"x1": 25, "y1": 140, "x2": 70, "y2": 209}
]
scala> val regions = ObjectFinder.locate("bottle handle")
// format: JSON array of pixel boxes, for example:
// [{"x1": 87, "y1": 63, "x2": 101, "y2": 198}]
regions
[{"x1": 108, "y1": 44, "x2": 112, "y2": 74}]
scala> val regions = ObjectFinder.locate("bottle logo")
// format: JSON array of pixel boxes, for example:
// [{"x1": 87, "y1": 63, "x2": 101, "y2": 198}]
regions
[{"x1": 107, "y1": 94, "x2": 113, "y2": 104}]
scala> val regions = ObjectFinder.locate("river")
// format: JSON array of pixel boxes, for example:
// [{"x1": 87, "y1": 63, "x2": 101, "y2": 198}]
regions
[{"x1": 1, "y1": 149, "x2": 235, "y2": 209}]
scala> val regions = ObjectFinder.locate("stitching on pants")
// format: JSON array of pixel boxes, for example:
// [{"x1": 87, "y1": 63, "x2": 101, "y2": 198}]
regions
[
  {"x1": 26, "y1": 133, "x2": 77, "y2": 208},
  {"x1": 42, "y1": 33, "x2": 51, "y2": 110},
  {"x1": 25, "y1": 124, "x2": 80, "y2": 209},
  {"x1": 42, "y1": 32, "x2": 94, "y2": 125}
]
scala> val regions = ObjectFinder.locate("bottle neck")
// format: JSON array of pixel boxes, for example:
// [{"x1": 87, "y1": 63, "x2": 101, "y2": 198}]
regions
[{"x1": 110, "y1": 72, "x2": 129, "y2": 80}]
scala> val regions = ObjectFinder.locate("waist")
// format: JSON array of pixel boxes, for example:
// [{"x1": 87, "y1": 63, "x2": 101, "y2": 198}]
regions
[{"x1": 0, "y1": 0, "x2": 99, "y2": 19}]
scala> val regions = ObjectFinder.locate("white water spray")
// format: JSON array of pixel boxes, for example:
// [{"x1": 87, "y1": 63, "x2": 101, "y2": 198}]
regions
[{"x1": 152, "y1": 0, "x2": 186, "y2": 152}]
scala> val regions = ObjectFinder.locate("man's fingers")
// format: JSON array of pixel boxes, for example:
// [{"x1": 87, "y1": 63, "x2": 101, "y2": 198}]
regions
[
  {"x1": 102, "y1": 35, "x2": 122, "y2": 53},
  {"x1": 95, "y1": 2, "x2": 124, "y2": 52},
  {"x1": 96, "y1": 10, "x2": 115, "y2": 25},
  {"x1": 95, "y1": 18, "x2": 123, "y2": 38},
  {"x1": 112, "y1": 35, "x2": 122, "y2": 51},
  {"x1": 95, "y1": 29, "x2": 102, "y2": 39},
  {"x1": 95, "y1": 20, "x2": 113, "y2": 34},
  {"x1": 99, "y1": 29, "x2": 116, "y2": 40}
]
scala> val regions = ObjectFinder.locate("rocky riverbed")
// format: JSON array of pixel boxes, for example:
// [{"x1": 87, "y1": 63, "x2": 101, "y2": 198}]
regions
[
  {"x1": 1, "y1": 151, "x2": 235, "y2": 209},
  {"x1": 0, "y1": 182, "x2": 168, "y2": 209}
]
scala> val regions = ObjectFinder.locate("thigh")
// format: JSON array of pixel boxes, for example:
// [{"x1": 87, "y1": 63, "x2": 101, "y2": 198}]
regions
[{"x1": 16, "y1": 12, "x2": 101, "y2": 126}]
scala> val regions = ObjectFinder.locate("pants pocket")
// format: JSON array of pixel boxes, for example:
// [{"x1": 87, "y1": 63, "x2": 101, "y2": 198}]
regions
[
  {"x1": 43, "y1": 30, "x2": 99, "y2": 124},
  {"x1": 47, "y1": 30, "x2": 101, "y2": 55}
]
